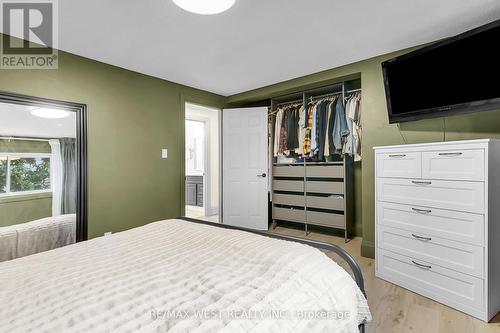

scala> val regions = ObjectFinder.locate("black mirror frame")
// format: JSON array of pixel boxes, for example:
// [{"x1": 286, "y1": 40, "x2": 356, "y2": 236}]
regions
[{"x1": 0, "y1": 91, "x2": 88, "y2": 242}]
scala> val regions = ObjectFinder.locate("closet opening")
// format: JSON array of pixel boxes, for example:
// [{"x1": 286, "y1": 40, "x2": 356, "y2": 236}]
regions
[
  {"x1": 268, "y1": 79, "x2": 362, "y2": 242},
  {"x1": 184, "y1": 103, "x2": 221, "y2": 223}
]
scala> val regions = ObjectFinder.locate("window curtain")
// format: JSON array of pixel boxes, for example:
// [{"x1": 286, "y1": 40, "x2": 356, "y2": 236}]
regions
[
  {"x1": 60, "y1": 138, "x2": 77, "y2": 215},
  {"x1": 48, "y1": 139, "x2": 63, "y2": 216}
]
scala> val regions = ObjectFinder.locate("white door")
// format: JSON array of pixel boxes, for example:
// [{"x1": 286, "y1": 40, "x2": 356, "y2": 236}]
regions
[{"x1": 222, "y1": 107, "x2": 268, "y2": 230}]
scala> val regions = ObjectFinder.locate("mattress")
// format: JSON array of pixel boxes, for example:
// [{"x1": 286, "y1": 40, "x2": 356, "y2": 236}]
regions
[{"x1": 0, "y1": 219, "x2": 371, "y2": 332}]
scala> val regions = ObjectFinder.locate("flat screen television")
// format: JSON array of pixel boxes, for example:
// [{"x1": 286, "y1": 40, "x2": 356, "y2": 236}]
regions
[{"x1": 382, "y1": 19, "x2": 500, "y2": 123}]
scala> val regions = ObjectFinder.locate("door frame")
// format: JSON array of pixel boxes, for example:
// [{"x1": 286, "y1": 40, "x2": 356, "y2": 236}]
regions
[
  {"x1": 185, "y1": 118, "x2": 209, "y2": 215},
  {"x1": 0, "y1": 90, "x2": 88, "y2": 241},
  {"x1": 183, "y1": 101, "x2": 222, "y2": 221}
]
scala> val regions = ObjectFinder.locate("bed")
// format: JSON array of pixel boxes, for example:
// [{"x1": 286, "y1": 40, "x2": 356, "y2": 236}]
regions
[
  {"x1": 0, "y1": 214, "x2": 76, "y2": 262},
  {"x1": 0, "y1": 218, "x2": 371, "y2": 332}
]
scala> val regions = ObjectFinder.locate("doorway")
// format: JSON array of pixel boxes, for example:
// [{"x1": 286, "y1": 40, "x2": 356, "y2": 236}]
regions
[{"x1": 185, "y1": 103, "x2": 220, "y2": 223}]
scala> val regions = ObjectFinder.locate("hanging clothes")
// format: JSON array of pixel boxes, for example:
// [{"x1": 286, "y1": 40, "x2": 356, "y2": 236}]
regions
[
  {"x1": 273, "y1": 109, "x2": 280, "y2": 157},
  {"x1": 286, "y1": 106, "x2": 299, "y2": 152},
  {"x1": 324, "y1": 97, "x2": 336, "y2": 157},
  {"x1": 332, "y1": 97, "x2": 350, "y2": 154},
  {"x1": 296, "y1": 105, "x2": 306, "y2": 155},
  {"x1": 303, "y1": 104, "x2": 313, "y2": 155},
  {"x1": 278, "y1": 108, "x2": 288, "y2": 155},
  {"x1": 316, "y1": 99, "x2": 329, "y2": 161},
  {"x1": 270, "y1": 88, "x2": 362, "y2": 162},
  {"x1": 310, "y1": 102, "x2": 318, "y2": 155},
  {"x1": 344, "y1": 92, "x2": 362, "y2": 161}
]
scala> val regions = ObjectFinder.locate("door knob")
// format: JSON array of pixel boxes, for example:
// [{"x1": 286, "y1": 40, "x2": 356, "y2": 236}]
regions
[{"x1": 257, "y1": 173, "x2": 267, "y2": 178}]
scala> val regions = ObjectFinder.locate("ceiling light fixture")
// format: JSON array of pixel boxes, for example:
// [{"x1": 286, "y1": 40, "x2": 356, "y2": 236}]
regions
[
  {"x1": 172, "y1": 0, "x2": 235, "y2": 15},
  {"x1": 31, "y1": 108, "x2": 70, "y2": 119}
]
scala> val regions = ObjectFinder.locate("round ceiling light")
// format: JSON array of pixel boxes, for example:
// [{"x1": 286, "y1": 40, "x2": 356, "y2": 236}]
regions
[
  {"x1": 172, "y1": 0, "x2": 235, "y2": 15},
  {"x1": 31, "y1": 108, "x2": 70, "y2": 119}
]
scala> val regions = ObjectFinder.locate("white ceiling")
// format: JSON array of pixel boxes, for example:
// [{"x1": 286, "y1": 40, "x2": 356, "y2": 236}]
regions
[
  {"x1": 0, "y1": 102, "x2": 76, "y2": 138},
  {"x1": 5, "y1": 0, "x2": 500, "y2": 96}
]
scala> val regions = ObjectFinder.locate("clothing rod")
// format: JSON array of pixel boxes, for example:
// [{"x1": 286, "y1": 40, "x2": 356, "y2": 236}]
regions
[
  {"x1": 346, "y1": 88, "x2": 361, "y2": 93},
  {"x1": 0, "y1": 136, "x2": 50, "y2": 142},
  {"x1": 308, "y1": 91, "x2": 342, "y2": 101}
]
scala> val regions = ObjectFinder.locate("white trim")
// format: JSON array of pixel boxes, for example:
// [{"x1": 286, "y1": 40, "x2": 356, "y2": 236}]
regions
[
  {"x1": 185, "y1": 102, "x2": 221, "y2": 221},
  {"x1": 0, "y1": 189, "x2": 52, "y2": 198},
  {"x1": 0, "y1": 152, "x2": 51, "y2": 158}
]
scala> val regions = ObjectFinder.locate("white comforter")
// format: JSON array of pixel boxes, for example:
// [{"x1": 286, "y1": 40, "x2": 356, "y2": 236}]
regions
[
  {"x1": 0, "y1": 214, "x2": 76, "y2": 262},
  {"x1": 0, "y1": 219, "x2": 371, "y2": 332}
]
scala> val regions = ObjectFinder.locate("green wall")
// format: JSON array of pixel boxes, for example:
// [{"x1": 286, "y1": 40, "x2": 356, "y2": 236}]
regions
[
  {"x1": 0, "y1": 139, "x2": 52, "y2": 227},
  {"x1": 0, "y1": 193, "x2": 52, "y2": 227},
  {"x1": 0, "y1": 139, "x2": 51, "y2": 153},
  {"x1": 0, "y1": 34, "x2": 225, "y2": 238},
  {"x1": 227, "y1": 47, "x2": 500, "y2": 258}
]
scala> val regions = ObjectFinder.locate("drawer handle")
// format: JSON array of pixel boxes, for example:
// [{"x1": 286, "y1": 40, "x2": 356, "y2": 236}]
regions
[
  {"x1": 411, "y1": 208, "x2": 432, "y2": 214},
  {"x1": 438, "y1": 152, "x2": 463, "y2": 156},
  {"x1": 411, "y1": 233, "x2": 432, "y2": 241},
  {"x1": 411, "y1": 181, "x2": 432, "y2": 185},
  {"x1": 412, "y1": 260, "x2": 432, "y2": 270},
  {"x1": 388, "y1": 154, "x2": 406, "y2": 158}
]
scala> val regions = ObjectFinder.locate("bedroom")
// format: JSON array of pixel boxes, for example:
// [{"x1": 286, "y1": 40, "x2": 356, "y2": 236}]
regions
[{"x1": 0, "y1": 0, "x2": 499, "y2": 332}]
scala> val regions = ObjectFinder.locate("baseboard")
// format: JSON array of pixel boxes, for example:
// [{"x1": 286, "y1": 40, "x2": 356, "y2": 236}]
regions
[{"x1": 361, "y1": 240, "x2": 375, "y2": 259}]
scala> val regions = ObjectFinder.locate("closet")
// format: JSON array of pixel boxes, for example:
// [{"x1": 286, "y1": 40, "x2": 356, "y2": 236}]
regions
[{"x1": 268, "y1": 80, "x2": 361, "y2": 241}]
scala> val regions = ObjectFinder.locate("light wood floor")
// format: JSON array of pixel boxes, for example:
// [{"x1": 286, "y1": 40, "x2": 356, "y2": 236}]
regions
[
  {"x1": 270, "y1": 225, "x2": 500, "y2": 333},
  {"x1": 185, "y1": 205, "x2": 219, "y2": 223}
]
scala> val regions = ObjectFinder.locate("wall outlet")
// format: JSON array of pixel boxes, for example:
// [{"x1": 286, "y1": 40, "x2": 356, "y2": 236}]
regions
[
  {"x1": 104, "y1": 232, "x2": 112, "y2": 236},
  {"x1": 162, "y1": 148, "x2": 168, "y2": 159}
]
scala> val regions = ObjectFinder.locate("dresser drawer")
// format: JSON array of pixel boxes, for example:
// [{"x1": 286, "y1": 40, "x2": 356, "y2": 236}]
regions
[
  {"x1": 272, "y1": 207, "x2": 305, "y2": 222},
  {"x1": 376, "y1": 202, "x2": 484, "y2": 246},
  {"x1": 377, "y1": 249, "x2": 485, "y2": 318},
  {"x1": 377, "y1": 226, "x2": 484, "y2": 278},
  {"x1": 273, "y1": 165, "x2": 304, "y2": 177},
  {"x1": 376, "y1": 178, "x2": 485, "y2": 214},
  {"x1": 376, "y1": 152, "x2": 421, "y2": 178},
  {"x1": 422, "y1": 149, "x2": 485, "y2": 181}
]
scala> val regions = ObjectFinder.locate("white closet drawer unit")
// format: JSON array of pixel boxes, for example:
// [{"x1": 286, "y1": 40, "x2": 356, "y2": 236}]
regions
[
  {"x1": 376, "y1": 178, "x2": 485, "y2": 214},
  {"x1": 376, "y1": 152, "x2": 421, "y2": 178},
  {"x1": 377, "y1": 249, "x2": 485, "y2": 319},
  {"x1": 377, "y1": 202, "x2": 484, "y2": 246},
  {"x1": 422, "y1": 149, "x2": 485, "y2": 181},
  {"x1": 377, "y1": 226, "x2": 484, "y2": 278}
]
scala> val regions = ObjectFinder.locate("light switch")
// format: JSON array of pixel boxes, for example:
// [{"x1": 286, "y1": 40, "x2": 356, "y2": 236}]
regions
[{"x1": 162, "y1": 148, "x2": 168, "y2": 159}]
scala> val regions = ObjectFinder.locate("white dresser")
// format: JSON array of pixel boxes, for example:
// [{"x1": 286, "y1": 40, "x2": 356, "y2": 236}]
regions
[{"x1": 374, "y1": 139, "x2": 500, "y2": 322}]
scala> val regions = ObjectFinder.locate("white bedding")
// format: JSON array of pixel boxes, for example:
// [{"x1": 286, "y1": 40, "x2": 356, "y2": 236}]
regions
[
  {"x1": 0, "y1": 214, "x2": 76, "y2": 262},
  {"x1": 0, "y1": 219, "x2": 371, "y2": 332}
]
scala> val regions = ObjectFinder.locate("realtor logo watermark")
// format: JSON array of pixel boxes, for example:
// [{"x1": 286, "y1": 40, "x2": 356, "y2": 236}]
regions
[{"x1": 1, "y1": 0, "x2": 58, "y2": 69}]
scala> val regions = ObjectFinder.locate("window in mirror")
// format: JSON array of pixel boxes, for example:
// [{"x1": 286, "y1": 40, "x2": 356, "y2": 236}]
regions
[
  {"x1": 0, "y1": 155, "x2": 51, "y2": 195},
  {"x1": 0, "y1": 156, "x2": 6, "y2": 193},
  {"x1": 10, "y1": 156, "x2": 50, "y2": 192}
]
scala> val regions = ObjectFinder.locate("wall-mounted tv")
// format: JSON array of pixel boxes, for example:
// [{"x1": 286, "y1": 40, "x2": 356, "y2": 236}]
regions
[{"x1": 382, "y1": 19, "x2": 500, "y2": 123}]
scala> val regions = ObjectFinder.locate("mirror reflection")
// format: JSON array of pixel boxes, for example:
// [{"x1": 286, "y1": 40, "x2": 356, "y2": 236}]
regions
[{"x1": 0, "y1": 101, "x2": 77, "y2": 262}]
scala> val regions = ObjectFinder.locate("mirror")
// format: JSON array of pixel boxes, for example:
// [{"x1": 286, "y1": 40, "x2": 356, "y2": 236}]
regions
[{"x1": 0, "y1": 93, "x2": 87, "y2": 262}]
